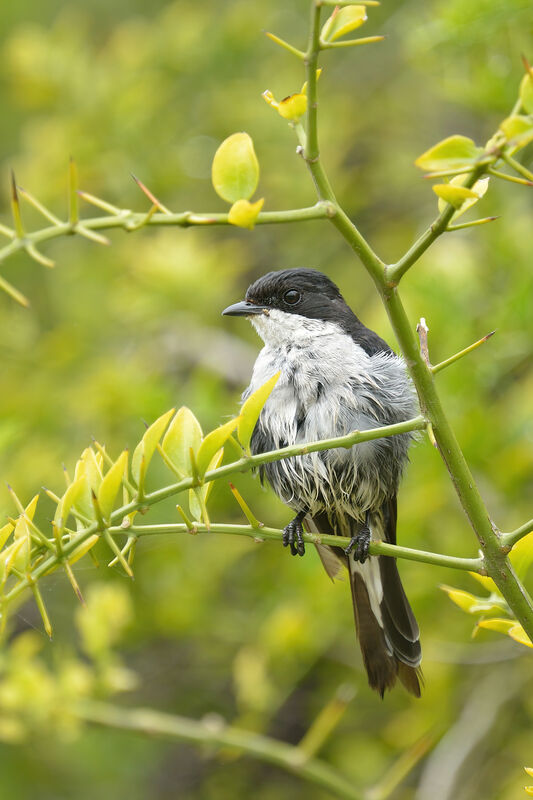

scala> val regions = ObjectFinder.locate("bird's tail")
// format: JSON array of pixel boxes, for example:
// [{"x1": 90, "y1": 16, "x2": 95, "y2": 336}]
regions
[{"x1": 312, "y1": 501, "x2": 422, "y2": 697}]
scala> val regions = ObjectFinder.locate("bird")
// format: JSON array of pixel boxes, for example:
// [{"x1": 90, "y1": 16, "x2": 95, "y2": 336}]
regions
[{"x1": 222, "y1": 268, "x2": 422, "y2": 697}]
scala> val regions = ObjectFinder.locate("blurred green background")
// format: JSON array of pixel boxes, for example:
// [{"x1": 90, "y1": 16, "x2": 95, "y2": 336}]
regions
[{"x1": 0, "y1": 0, "x2": 532, "y2": 798}]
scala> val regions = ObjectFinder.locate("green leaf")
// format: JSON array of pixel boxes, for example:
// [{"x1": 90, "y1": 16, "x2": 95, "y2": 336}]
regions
[
  {"x1": 520, "y1": 72, "x2": 533, "y2": 114},
  {"x1": 161, "y1": 407, "x2": 203, "y2": 477},
  {"x1": 131, "y1": 408, "x2": 175, "y2": 485},
  {"x1": 211, "y1": 133, "x2": 259, "y2": 204},
  {"x1": 415, "y1": 135, "x2": 483, "y2": 172},
  {"x1": 499, "y1": 115, "x2": 533, "y2": 149},
  {"x1": 321, "y1": 5, "x2": 367, "y2": 43},
  {"x1": 238, "y1": 372, "x2": 281, "y2": 454},
  {"x1": 98, "y1": 451, "x2": 128, "y2": 520},
  {"x1": 196, "y1": 418, "x2": 239, "y2": 478}
]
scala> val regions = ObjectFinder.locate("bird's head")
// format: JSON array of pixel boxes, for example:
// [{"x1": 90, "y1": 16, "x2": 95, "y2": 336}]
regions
[{"x1": 222, "y1": 268, "x2": 351, "y2": 345}]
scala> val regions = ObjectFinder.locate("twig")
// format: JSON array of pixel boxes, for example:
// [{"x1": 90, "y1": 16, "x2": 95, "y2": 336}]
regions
[
  {"x1": 112, "y1": 522, "x2": 484, "y2": 573},
  {"x1": 78, "y1": 701, "x2": 364, "y2": 800}
]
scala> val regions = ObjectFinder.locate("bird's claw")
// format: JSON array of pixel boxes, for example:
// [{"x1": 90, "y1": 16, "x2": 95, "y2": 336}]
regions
[
  {"x1": 283, "y1": 517, "x2": 306, "y2": 557},
  {"x1": 344, "y1": 527, "x2": 371, "y2": 564}
]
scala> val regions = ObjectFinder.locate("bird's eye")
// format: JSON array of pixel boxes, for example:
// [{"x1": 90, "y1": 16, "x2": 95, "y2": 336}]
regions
[{"x1": 283, "y1": 290, "x2": 301, "y2": 306}]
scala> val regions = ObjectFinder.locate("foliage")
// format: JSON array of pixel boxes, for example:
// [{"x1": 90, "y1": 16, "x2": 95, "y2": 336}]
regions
[{"x1": 0, "y1": 1, "x2": 531, "y2": 799}]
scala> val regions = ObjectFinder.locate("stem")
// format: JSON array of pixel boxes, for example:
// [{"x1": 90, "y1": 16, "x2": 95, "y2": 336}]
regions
[
  {"x1": 0, "y1": 203, "x2": 334, "y2": 271},
  {"x1": 78, "y1": 701, "x2": 363, "y2": 800},
  {"x1": 299, "y1": 0, "x2": 533, "y2": 638},
  {"x1": 387, "y1": 167, "x2": 486, "y2": 284},
  {"x1": 115, "y1": 522, "x2": 484, "y2": 573},
  {"x1": 501, "y1": 519, "x2": 533, "y2": 549},
  {"x1": 501, "y1": 151, "x2": 533, "y2": 182},
  {"x1": 2, "y1": 416, "x2": 426, "y2": 606}
]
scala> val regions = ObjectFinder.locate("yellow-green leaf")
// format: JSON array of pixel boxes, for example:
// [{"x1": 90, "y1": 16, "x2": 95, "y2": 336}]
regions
[
  {"x1": 278, "y1": 93, "x2": 307, "y2": 120},
  {"x1": 68, "y1": 534, "x2": 100, "y2": 564},
  {"x1": 131, "y1": 408, "x2": 175, "y2": 485},
  {"x1": 228, "y1": 198, "x2": 264, "y2": 229},
  {"x1": 468, "y1": 571, "x2": 499, "y2": 594},
  {"x1": 98, "y1": 451, "x2": 128, "y2": 520},
  {"x1": 500, "y1": 115, "x2": 533, "y2": 149},
  {"x1": 441, "y1": 585, "x2": 505, "y2": 615},
  {"x1": 0, "y1": 538, "x2": 26, "y2": 584},
  {"x1": 161, "y1": 406, "x2": 203, "y2": 477},
  {"x1": 238, "y1": 372, "x2": 281, "y2": 454},
  {"x1": 525, "y1": 767, "x2": 533, "y2": 778},
  {"x1": 189, "y1": 448, "x2": 224, "y2": 524},
  {"x1": 24, "y1": 494, "x2": 39, "y2": 522},
  {"x1": 477, "y1": 618, "x2": 515, "y2": 634},
  {"x1": 415, "y1": 135, "x2": 482, "y2": 172},
  {"x1": 509, "y1": 532, "x2": 533, "y2": 580},
  {"x1": 441, "y1": 586, "x2": 480, "y2": 613},
  {"x1": 525, "y1": 786, "x2": 533, "y2": 796},
  {"x1": 53, "y1": 477, "x2": 85, "y2": 528},
  {"x1": 508, "y1": 623, "x2": 533, "y2": 648},
  {"x1": 211, "y1": 133, "x2": 259, "y2": 203},
  {"x1": 204, "y1": 448, "x2": 224, "y2": 504},
  {"x1": 520, "y1": 72, "x2": 533, "y2": 114},
  {"x1": 436, "y1": 175, "x2": 489, "y2": 218},
  {"x1": 0, "y1": 523, "x2": 13, "y2": 551},
  {"x1": 321, "y1": 5, "x2": 367, "y2": 43},
  {"x1": 433, "y1": 184, "x2": 478, "y2": 209},
  {"x1": 196, "y1": 418, "x2": 239, "y2": 478}
]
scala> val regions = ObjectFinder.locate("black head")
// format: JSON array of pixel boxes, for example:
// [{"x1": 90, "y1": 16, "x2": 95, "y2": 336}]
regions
[
  {"x1": 222, "y1": 268, "x2": 349, "y2": 323},
  {"x1": 222, "y1": 268, "x2": 392, "y2": 356}
]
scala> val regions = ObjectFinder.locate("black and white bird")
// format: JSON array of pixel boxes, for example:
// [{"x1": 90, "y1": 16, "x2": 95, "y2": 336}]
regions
[{"x1": 222, "y1": 268, "x2": 422, "y2": 697}]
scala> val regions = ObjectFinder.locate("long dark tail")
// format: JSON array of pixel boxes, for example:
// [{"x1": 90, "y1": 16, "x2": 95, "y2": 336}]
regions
[{"x1": 311, "y1": 497, "x2": 422, "y2": 698}]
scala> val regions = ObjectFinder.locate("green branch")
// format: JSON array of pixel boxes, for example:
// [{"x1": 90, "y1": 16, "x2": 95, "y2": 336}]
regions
[
  {"x1": 0, "y1": 201, "x2": 333, "y2": 272},
  {"x1": 78, "y1": 701, "x2": 363, "y2": 800},
  {"x1": 386, "y1": 167, "x2": 487, "y2": 285},
  {"x1": 298, "y1": 0, "x2": 533, "y2": 638},
  {"x1": 502, "y1": 519, "x2": 533, "y2": 550},
  {"x1": 118, "y1": 522, "x2": 484, "y2": 573},
  {"x1": 1, "y1": 415, "x2": 426, "y2": 608}
]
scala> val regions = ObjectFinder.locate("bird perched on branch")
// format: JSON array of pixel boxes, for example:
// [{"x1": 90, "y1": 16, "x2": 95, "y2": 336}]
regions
[{"x1": 223, "y1": 268, "x2": 422, "y2": 697}]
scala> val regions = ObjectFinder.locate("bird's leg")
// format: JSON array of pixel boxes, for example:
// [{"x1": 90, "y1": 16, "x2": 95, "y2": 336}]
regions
[
  {"x1": 283, "y1": 510, "x2": 307, "y2": 557},
  {"x1": 344, "y1": 513, "x2": 371, "y2": 564}
]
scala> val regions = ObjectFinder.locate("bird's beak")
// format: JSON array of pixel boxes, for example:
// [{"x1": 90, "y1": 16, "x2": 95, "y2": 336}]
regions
[{"x1": 222, "y1": 300, "x2": 268, "y2": 317}]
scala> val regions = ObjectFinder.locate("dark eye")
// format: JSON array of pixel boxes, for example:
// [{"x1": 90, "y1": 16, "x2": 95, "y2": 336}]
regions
[{"x1": 283, "y1": 289, "x2": 301, "y2": 306}]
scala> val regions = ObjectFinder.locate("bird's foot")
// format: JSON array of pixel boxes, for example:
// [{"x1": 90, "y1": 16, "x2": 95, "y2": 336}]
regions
[
  {"x1": 283, "y1": 515, "x2": 306, "y2": 557},
  {"x1": 344, "y1": 526, "x2": 371, "y2": 564}
]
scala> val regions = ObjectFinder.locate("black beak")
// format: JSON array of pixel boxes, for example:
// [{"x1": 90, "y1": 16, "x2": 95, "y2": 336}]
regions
[{"x1": 222, "y1": 300, "x2": 268, "y2": 317}]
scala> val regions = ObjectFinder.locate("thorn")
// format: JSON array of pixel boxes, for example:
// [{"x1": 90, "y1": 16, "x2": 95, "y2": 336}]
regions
[
  {"x1": 25, "y1": 243, "x2": 55, "y2": 268},
  {"x1": 10, "y1": 170, "x2": 24, "y2": 238},
  {"x1": 521, "y1": 54, "x2": 533, "y2": 78},
  {"x1": 77, "y1": 190, "x2": 123, "y2": 216},
  {"x1": 69, "y1": 157, "x2": 79, "y2": 225},
  {"x1": 75, "y1": 225, "x2": 111, "y2": 246},
  {"x1": 17, "y1": 185, "x2": 62, "y2": 226},
  {"x1": 432, "y1": 330, "x2": 497, "y2": 375},
  {"x1": 131, "y1": 174, "x2": 171, "y2": 214}
]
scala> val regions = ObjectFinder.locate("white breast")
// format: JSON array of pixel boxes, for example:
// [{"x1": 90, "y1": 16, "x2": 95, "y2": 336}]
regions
[{"x1": 245, "y1": 309, "x2": 415, "y2": 517}]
